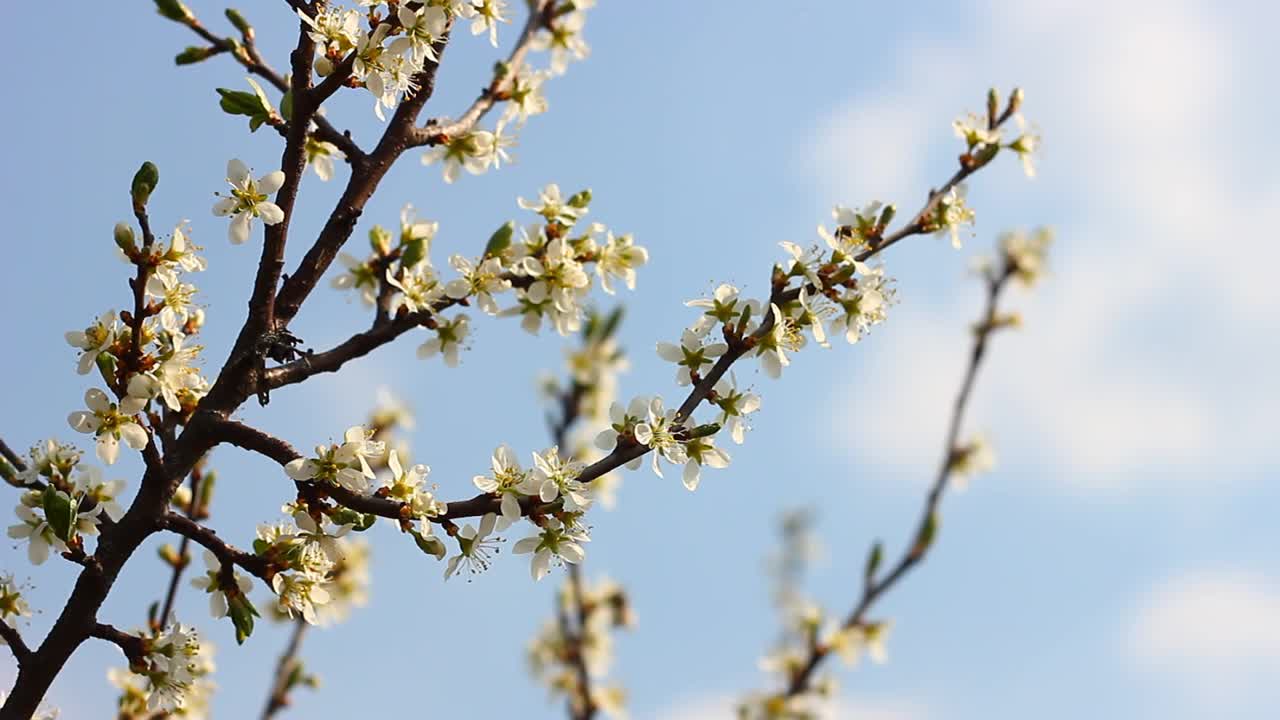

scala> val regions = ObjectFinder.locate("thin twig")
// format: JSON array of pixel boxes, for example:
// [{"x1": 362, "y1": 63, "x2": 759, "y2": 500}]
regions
[
  {"x1": 564, "y1": 563, "x2": 597, "y2": 720},
  {"x1": 183, "y1": 15, "x2": 362, "y2": 161},
  {"x1": 780, "y1": 264, "x2": 1016, "y2": 698},
  {"x1": 157, "y1": 467, "x2": 204, "y2": 628},
  {"x1": 157, "y1": 513, "x2": 272, "y2": 581},
  {"x1": 261, "y1": 618, "x2": 310, "y2": 719}
]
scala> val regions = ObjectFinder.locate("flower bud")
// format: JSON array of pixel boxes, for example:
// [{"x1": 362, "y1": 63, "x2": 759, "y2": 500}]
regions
[
  {"x1": 175, "y1": 46, "x2": 218, "y2": 65},
  {"x1": 369, "y1": 225, "x2": 393, "y2": 256},
  {"x1": 154, "y1": 0, "x2": 193, "y2": 23},
  {"x1": 131, "y1": 161, "x2": 160, "y2": 210},
  {"x1": 225, "y1": 8, "x2": 254, "y2": 40},
  {"x1": 114, "y1": 222, "x2": 137, "y2": 254}
]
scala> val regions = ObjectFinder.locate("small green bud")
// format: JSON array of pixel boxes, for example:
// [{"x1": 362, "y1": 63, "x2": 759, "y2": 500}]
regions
[
  {"x1": 114, "y1": 222, "x2": 137, "y2": 254},
  {"x1": 154, "y1": 0, "x2": 193, "y2": 23},
  {"x1": 567, "y1": 189, "x2": 592, "y2": 209},
  {"x1": 864, "y1": 541, "x2": 883, "y2": 585},
  {"x1": 280, "y1": 90, "x2": 294, "y2": 122},
  {"x1": 986, "y1": 88, "x2": 1000, "y2": 128},
  {"x1": 877, "y1": 204, "x2": 897, "y2": 230},
  {"x1": 131, "y1": 162, "x2": 160, "y2": 209},
  {"x1": 910, "y1": 511, "x2": 939, "y2": 560},
  {"x1": 369, "y1": 225, "x2": 393, "y2": 256},
  {"x1": 1009, "y1": 87, "x2": 1024, "y2": 115},
  {"x1": 225, "y1": 9, "x2": 253, "y2": 40},
  {"x1": 175, "y1": 46, "x2": 218, "y2": 65},
  {"x1": 483, "y1": 220, "x2": 515, "y2": 256},
  {"x1": 198, "y1": 471, "x2": 216, "y2": 515}
]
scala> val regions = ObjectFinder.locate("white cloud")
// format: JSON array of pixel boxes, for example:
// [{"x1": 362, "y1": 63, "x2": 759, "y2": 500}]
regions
[
  {"x1": 1129, "y1": 571, "x2": 1280, "y2": 703},
  {"x1": 811, "y1": 0, "x2": 1280, "y2": 485},
  {"x1": 652, "y1": 693, "x2": 927, "y2": 720}
]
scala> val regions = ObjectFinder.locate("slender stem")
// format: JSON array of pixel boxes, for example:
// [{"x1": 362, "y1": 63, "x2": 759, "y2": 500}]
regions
[
  {"x1": 564, "y1": 563, "x2": 597, "y2": 720},
  {"x1": 261, "y1": 619, "x2": 310, "y2": 720},
  {"x1": 0, "y1": 437, "x2": 26, "y2": 472},
  {"x1": 157, "y1": 468, "x2": 204, "y2": 628},
  {"x1": 781, "y1": 266, "x2": 1015, "y2": 698}
]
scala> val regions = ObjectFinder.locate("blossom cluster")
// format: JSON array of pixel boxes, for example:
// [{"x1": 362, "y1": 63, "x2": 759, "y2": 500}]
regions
[
  {"x1": 526, "y1": 575, "x2": 633, "y2": 718},
  {"x1": 330, "y1": 185, "x2": 646, "y2": 368},
  {"x1": 252, "y1": 507, "x2": 374, "y2": 627},
  {"x1": 420, "y1": 0, "x2": 595, "y2": 183},
  {"x1": 66, "y1": 217, "x2": 211, "y2": 464},
  {"x1": 109, "y1": 622, "x2": 215, "y2": 717},
  {"x1": 6, "y1": 441, "x2": 124, "y2": 565}
]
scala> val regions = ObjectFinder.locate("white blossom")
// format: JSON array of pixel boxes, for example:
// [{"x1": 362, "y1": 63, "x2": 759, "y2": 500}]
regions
[
  {"x1": 417, "y1": 313, "x2": 470, "y2": 367},
  {"x1": 65, "y1": 311, "x2": 120, "y2": 375},
  {"x1": 656, "y1": 328, "x2": 727, "y2": 386},
  {"x1": 211, "y1": 159, "x2": 285, "y2": 244},
  {"x1": 512, "y1": 518, "x2": 589, "y2": 581},
  {"x1": 632, "y1": 397, "x2": 687, "y2": 478},
  {"x1": 444, "y1": 512, "x2": 501, "y2": 580},
  {"x1": 67, "y1": 388, "x2": 148, "y2": 464}
]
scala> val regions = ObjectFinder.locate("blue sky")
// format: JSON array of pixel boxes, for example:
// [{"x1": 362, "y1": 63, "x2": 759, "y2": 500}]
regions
[{"x1": 2, "y1": 1, "x2": 1278, "y2": 718}]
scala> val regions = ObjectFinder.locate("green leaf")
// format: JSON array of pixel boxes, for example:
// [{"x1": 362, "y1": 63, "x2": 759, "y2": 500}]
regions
[
  {"x1": 567, "y1": 189, "x2": 592, "y2": 209},
  {"x1": 411, "y1": 530, "x2": 446, "y2": 560},
  {"x1": 400, "y1": 237, "x2": 426, "y2": 269},
  {"x1": 42, "y1": 485, "x2": 76, "y2": 542},
  {"x1": 280, "y1": 90, "x2": 293, "y2": 123},
  {"x1": 131, "y1": 162, "x2": 160, "y2": 209},
  {"x1": 601, "y1": 306, "x2": 624, "y2": 339},
  {"x1": 228, "y1": 593, "x2": 260, "y2": 645},
  {"x1": 483, "y1": 221, "x2": 515, "y2": 257}
]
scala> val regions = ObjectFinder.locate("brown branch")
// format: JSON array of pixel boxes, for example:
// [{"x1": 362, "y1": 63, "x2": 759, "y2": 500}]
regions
[
  {"x1": 272, "y1": 30, "x2": 454, "y2": 328},
  {"x1": 261, "y1": 618, "x2": 309, "y2": 720},
  {"x1": 156, "y1": 512, "x2": 271, "y2": 581},
  {"x1": 89, "y1": 622, "x2": 146, "y2": 665},
  {"x1": 779, "y1": 264, "x2": 1016, "y2": 699},
  {"x1": 0, "y1": 437, "x2": 25, "y2": 472},
  {"x1": 564, "y1": 563, "x2": 597, "y2": 720},
  {"x1": 0, "y1": 623, "x2": 32, "y2": 665}
]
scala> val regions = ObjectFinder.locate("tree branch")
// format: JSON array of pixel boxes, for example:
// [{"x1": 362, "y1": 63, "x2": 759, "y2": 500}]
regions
[
  {"x1": 89, "y1": 622, "x2": 146, "y2": 664},
  {"x1": 0, "y1": 623, "x2": 32, "y2": 665},
  {"x1": 780, "y1": 264, "x2": 1017, "y2": 699},
  {"x1": 156, "y1": 512, "x2": 271, "y2": 581}
]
